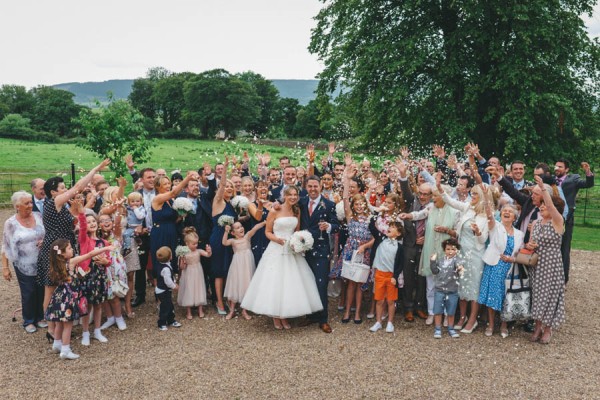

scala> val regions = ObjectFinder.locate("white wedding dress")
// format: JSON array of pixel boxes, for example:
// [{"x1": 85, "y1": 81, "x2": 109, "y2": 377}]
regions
[{"x1": 241, "y1": 216, "x2": 323, "y2": 318}]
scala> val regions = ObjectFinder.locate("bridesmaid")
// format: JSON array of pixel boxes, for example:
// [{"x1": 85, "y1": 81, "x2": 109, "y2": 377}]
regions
[
  {"x1": 151, "y1": 171, "x2": 197, "y2": 276},
  {"x1": 248, "y1": 181, "x2": 272, "y2": 265},
  {"x1": 209, "y1": 156, "x2": 237, "y2": 315}
]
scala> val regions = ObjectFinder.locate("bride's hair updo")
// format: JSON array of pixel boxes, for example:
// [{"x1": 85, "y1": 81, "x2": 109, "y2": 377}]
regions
[{"x1": 283, "y1": 185, "x2": 301, "y2": 217}]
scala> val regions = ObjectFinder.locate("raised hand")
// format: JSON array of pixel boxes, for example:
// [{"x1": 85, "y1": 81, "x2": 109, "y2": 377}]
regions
[
  {"x1": 99, "y1": 159, "x2": 111, "y2": 171},
  {"x1": 124, "y1": 154, "x2": 135, "y2": 170},
  {"x1": 447, "y1": 154, "x2": 458, "y2": 169},
  {"x1": 399, "y1": 146, "x2": 410, "y2": 160},
  {"x1": 581, "y1": 162, "x2": 591, "y2": 173},
  {"x1": 263, "y1": 152, "x2": 271, "y2": 166},
  {"x1": 344, "y1": 152, "x2": 352, "y2": 166},
  {"x1": 116, "y1": 176, "x2": 127, "y2": 188},
  {"x1": 328, "y1": 142, "x2": 336, "y2": 155},
  {"x1": 534, "y1": 174, "x2": 544, "y2": 188}
]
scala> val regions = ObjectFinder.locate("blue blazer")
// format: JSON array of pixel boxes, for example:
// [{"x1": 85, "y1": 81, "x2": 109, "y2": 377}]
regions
[{"x1": 298, "y1": 196, "x2": 339, "y2": 258}]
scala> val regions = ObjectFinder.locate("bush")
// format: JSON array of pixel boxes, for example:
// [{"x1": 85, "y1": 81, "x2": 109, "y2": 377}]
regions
[{"x1": 0, "y1": 114, "x2": 59, "y2": 142}]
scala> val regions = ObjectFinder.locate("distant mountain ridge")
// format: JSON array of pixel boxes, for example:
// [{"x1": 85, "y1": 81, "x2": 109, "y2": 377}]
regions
[{"x1": 53, "y1": 79, "x2": 326, "y2": 106}]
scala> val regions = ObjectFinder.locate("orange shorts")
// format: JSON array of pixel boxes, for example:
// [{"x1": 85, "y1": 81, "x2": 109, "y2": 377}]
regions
[{"x1": 373, "y1": 269, "x2": 398, "y2": 301}]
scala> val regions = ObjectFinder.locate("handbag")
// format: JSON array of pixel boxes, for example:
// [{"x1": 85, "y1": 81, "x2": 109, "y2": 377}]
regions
[
  {"x1": 501, "y1": 263, "x2": 531, "y2": 322},
  {"x1": 111, "y1": 279, "x2": 129, "y2": 298},
  {"x1": 515, "y1": 248, "x2": 538, "y2": 267}
]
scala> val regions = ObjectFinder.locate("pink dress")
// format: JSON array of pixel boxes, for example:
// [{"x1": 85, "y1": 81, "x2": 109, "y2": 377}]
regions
[
  {"x1": 177, "y1": 250, "x2": 207, "y2": 307},
  {"x1": 224, "y1": 238, "x2": 256, "y2": 303}
]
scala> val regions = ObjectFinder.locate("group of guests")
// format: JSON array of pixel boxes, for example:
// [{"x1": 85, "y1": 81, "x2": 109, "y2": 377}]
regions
[{"x1": 1, "y1": 142, "x2": 593, "y2": 359}]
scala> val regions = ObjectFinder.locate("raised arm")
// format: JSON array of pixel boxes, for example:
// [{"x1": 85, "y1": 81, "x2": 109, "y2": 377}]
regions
[
  {"x1": 535, "y1": 175, "x2": 564, "y2": 233},
  {"x1": 55, "y1": 159, "x2": 111, "y2": 209},
  {"x1": 222, "y1": 225, "x2": 233, "y2": 247},
  {"x1": 70, "y1": 245, "x2": 115, "y2": 268},
  {"x1": 245, "y1": 220, "x2": 267, "y2": 240}
]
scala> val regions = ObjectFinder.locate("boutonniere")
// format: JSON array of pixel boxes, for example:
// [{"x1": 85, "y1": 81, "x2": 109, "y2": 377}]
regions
[
  {"x1": 318, "y1": 200, "x2": 326, "y2": 210},
  {"x1": 268, "y1": 191, "x2": 272, "y2": 197}
]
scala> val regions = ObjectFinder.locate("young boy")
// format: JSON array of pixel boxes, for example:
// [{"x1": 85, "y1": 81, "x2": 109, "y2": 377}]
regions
[
  {"x1": 369, "y1": 221, "x2": 404, "y2": 333},
  {"x1": 155, "y1": 246, "x2": 182, "y2": 331},
  {"x1": 430, "y1": 238, "x2": 464, "y2": 339},
  {"x1": 123, "y1": 192, "x2": 146, "y2": 256}
]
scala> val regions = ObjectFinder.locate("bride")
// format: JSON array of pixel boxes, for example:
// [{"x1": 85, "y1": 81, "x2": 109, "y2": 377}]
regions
[{"x1": 241, "y1": 185, "x2": 323, "y2": 330}]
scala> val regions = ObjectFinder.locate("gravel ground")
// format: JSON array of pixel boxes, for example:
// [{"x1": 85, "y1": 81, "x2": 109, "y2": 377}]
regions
[{"x1": 0, "y1": 208, "x2": 598, "y2": 399}]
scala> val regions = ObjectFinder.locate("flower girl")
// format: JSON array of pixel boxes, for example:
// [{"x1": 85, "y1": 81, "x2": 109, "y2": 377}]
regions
[
  {"x1": 177, "y1": 227, "x2": 212, "y2": 319},
  {"x1": 222, "y1": 221, "x2": 266, "y2": 320}
]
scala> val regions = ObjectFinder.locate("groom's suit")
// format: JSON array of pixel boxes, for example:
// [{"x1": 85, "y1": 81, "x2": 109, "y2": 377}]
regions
[{"x1": 299, "y1": 195, "x2": 339, "y2": 324}]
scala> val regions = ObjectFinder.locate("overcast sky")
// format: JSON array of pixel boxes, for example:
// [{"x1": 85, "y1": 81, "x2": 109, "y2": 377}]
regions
[{"x1": 1, "y1": 0, "x2": 598, "y2": 88}]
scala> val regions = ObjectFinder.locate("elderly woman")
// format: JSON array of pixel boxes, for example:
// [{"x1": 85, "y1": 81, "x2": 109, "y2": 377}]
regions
[
  {"x1": 2, "y1": 191, "x2": 46, "y2": 333},
  {"x1": 478, "y1": 202, "x2": 524, "y2": 338},
  {"x1": 37, "y1": 159, "x2": 110, "y2": 340}
]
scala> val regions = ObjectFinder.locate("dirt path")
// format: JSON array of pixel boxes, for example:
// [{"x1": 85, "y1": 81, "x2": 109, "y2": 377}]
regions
[{"x1": 0, "y1": 208, "x2": 597, "y2": 399}]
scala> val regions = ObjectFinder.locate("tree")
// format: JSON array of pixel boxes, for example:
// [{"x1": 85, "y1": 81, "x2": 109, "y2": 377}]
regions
[
  {"x1": 273, "y1": 97, "x2": 301, "y2": 135},
  {"x1": 152, "y1": 72, "x2": 196, "y2": 132},
  {"x1": 75, "y1": 100, "x2": 154, "y2": 177},
  {"x1": 29, "y1": 86, "x2": 82, "y2": 137},
  {"x1": 129, "y1": 78, "x2": 157, "y2": 120},
  {"x1": 237, "y1": 71, "x2": 280, "y2": 135},
  {"x1": 293, "y1": 100, "x2": 324, "y2": 138},
  {"x1": 310, "y1": 1, "x2": 600, "y2": 161},
  {"x1": 183, "y1": 69, "x2": 261, "y2": 138},
  {"x1": 0, "y1": 85, "x2": 35, "y2": 120}
]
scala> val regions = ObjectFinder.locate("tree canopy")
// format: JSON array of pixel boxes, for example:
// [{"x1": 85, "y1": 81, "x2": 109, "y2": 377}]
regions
[{"x1": 309, "y1": 0, "x2": 600, "y2": 162}]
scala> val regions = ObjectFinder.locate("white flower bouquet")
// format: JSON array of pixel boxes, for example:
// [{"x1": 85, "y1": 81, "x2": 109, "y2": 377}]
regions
[
  {"x1": 217, "y1": 215, "x2": 235, "y2": 227},
  {"x1": 288, "y1": 230, "x2": 314, "y2": 254},
  {"x1": 336, "y1": 201, "x2": 346, "y2": 221},
  {"x1": 231, "y1": 195, "x2": 250, "y2": 215},
  {"x1": 172, "y1": 197, "x2": 195, "y2": 216},
  {"x1": 175, "y1": 245, "x2": 190, "y2": 258}
]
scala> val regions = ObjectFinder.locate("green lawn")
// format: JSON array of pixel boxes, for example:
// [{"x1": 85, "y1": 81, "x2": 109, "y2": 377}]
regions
[{"x1": 1, "y1": 138, "x2": 598, "y2": 251}]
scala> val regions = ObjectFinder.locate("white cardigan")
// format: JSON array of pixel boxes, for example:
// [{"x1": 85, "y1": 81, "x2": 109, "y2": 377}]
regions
[
  {"x1": 482, "y1": 222, "x2": 524, "y2": 266},
  {"x1": 441, "y1": 193, "x2": 489, "y2": 251}
]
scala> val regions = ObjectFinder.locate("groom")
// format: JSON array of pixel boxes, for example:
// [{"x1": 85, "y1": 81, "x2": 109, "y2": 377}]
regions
[{"x1": 299, "y1": 176, "x2": 339, "y2": 333}]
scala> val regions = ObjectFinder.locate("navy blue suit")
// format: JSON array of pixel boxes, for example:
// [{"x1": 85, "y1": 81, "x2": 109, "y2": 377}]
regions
[
  {"x1": 299, "y1": 196, "x2": 339, "y2": 323},
  {"x1": 270, "y1": 185, "x2": 307, "y2": 203}
]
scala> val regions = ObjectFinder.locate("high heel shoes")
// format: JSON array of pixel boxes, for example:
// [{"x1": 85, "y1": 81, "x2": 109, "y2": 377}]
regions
[
  {"x1": 453, "y1": 315, "x2": 467, "y2": 330},
  {"x1": 460, "y1": 321, "x2": 478, "y2": 334},
  {"x1": 46, "y1": 332, "x2": 54, "y2": 343}
]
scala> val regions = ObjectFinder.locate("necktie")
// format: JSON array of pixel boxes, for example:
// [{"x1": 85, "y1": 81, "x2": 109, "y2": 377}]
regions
[
  {"x1": 37, "y1": 200, "x2": 44, "y2": 214},
  {"x1": 416, "y1": 204, "x2": 426, "y2": 239},
  {"x1": 309, "y1": 200, "x2": 315, "y2": 216}
]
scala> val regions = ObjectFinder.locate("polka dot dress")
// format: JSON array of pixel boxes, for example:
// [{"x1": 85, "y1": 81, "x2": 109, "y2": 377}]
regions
[
  {"x1": 530, "y1": 221, "x2": 565, "y2": 329},
  {"x1": 36, "y1": 198, "x2": 76, "y2": 286}
]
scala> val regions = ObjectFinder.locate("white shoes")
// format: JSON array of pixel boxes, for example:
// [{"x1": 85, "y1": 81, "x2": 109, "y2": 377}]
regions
[
  {"x1": 116, "y1": 317, "x2": 127, "y2": 331},
  {"x1": 93, "y1": 331, "x2": 108, "y2": 343},
  {"x1": 385, "y1": 322, "x2": 394, "y2": 333},
  {"x1": 60, "y1": 350, "x2": 80, "y2": 360},
  {"x1": 369, "y1": 322, "x2": 382, "y2": 332},
  {"x1": 100, "y1": 317, "x2": 115, "y2": 330},
  {"x1": 81, "y1": 333, "x2": 90, "y2": 346},
  {"x1": 425, "y1": 315, "x2": 434, "y2": 325},
  {"x1": 51, "y1": 343, "x2": 62, "y2": 354}
]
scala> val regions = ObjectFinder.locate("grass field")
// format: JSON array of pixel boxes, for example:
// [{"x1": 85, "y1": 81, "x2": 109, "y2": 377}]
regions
[{"x1": 1, "y1": 138, "x2": 598, "y2": 250}]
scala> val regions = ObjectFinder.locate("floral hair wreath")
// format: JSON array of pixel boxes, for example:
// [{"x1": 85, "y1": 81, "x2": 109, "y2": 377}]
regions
[{"x1": 53, "y1": 245, "x2": 62, "y2": 255}]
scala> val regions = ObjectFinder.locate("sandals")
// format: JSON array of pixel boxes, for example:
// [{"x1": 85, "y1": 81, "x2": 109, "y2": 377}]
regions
[{"x1": 454, "y1": 315, "x2": 467, "y2": 330}]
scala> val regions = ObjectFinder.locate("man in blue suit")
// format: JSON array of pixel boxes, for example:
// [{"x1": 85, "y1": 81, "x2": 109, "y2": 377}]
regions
[
  {"x1": 270, "y1": 165, "x2": 307, "y2": 202},
  {"x1": 298, "y1": 176, "x2": 339, "y2": 333}
]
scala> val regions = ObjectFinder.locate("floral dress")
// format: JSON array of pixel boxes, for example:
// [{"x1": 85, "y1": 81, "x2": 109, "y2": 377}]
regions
[
  {"x1": 45, "y1": 265, "x2": 85, "y2": 322},
  {"x1": 330, "y1": 215, "x2": 373, "y2": 291},
  {"x1": 84, "y1": 238, "x2": 108, "y2": 305},
  {"x1": 105, "y1": 235, "x2": 128, "y2": 300}
]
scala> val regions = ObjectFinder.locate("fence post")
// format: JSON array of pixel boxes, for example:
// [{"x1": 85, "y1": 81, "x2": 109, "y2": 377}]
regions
[
  {"x1": 70, "y1": 163, "x2": 75, "y2": 189},
  {"x1": 583, "y1": 187, "x2": 588, "y2": 225}
]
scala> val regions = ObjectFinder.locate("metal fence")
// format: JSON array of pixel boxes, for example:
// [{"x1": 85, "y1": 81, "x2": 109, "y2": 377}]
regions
[{"x1": 1, "y1": 170, "x2": 599, "y2": 226}]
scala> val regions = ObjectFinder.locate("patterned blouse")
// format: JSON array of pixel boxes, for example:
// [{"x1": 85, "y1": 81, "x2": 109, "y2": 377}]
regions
[{"x1": 2, "y1": 213, "x2": 45, "y2": 276}]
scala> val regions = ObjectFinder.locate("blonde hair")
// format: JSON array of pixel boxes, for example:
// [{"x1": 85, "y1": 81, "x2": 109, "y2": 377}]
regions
[
  {"x1": 127, "y1": 191, "x2": 142, "y2": 203},
  {"x1": 183, "y1": 227, "x2": 199, "y2": 244},
  {"x1": 156, "y1": 246, "x2": 172, "y2": 263}
]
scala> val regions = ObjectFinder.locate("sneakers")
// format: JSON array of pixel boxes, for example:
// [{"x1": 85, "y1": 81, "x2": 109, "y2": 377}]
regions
[
  {"x1": 369, "y1": 322, "x2": 382, "y2": 332},
  {"x1": 60, "y1": 350, "x2": 80, "y2": 360},
  {"x1": 434, "y1": 328, "x2": 442, "y2": 339},
  {"x1": 385, "y1": 322, "x2": 394, "y2": 333},
  {"x1": 448, "y1": 329, "x2": 460, "y2": 338},
  {"x1": 425, "y1": 315, "x2": 434, "y2": 325},
  {"x1": 171, "y1": 321, "x2": 182, "y2": 328},
  {"x1": 24, "y1": 324, "x2": 37, "y2": 334},
  {"x1": 366, "y1": 313, "x2": 375, "y2": 320},
  {"x1": 158, "y1": 325, "x2": 168, "y2": 331},
  {"x1": 100, "y1": 317, "x2": 115, "y2": 330},
  {"x1": 81, "y1": 332, "x2": 90, "y2": 346},
  {"x1": 51, "y1": 341, "x2": 62, "y2": 354},
  {"x1": 93, "y1": 331, "x2": 108, "y2": 343},
  {"x1": 115, "y1": 317, "x2": 127, "y2": 331}
]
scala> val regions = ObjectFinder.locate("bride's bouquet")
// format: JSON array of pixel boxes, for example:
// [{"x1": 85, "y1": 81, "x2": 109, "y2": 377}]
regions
[
  {"x1": 231, "y1": 195, "x2": 249, "y2": 216},
  {"x1": 288, "y1": 230, "x2": 314, "y2": 254},
  {"x1": 172, "y1": 197, "x2": 195, "y2": 216},
  {"x1": 217, "y1": 215, "x2": 235, "y2": 227}
]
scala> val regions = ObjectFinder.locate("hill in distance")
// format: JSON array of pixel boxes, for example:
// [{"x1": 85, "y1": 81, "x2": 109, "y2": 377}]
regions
[{"x1": 53, "y1": 79, "x2": 331, "y2": 106}]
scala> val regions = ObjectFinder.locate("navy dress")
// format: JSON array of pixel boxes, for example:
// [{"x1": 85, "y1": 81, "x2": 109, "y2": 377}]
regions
[
  {"x1": 250, "y1": 202, "x2": 269, "y2": 265},
  {"x1": 151, "y1": 200, "x2": 179, "y2": 274},
  {"x1": 209, "y1": 202, "x2": 236, "y2": 279}
]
